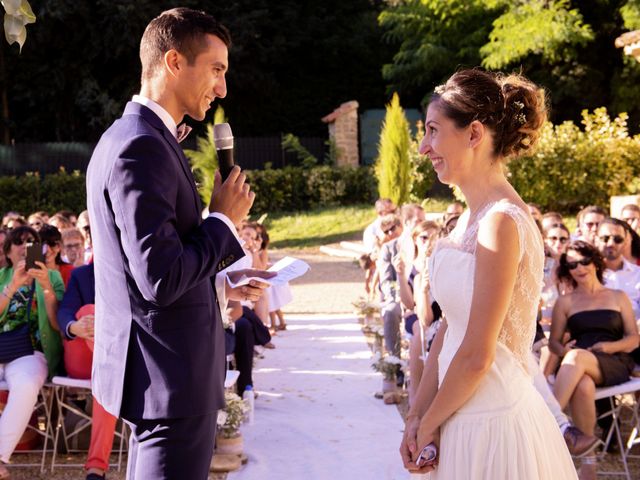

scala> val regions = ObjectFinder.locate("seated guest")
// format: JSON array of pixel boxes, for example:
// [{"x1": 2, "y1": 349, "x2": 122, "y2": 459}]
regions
[
  {"x1": 595, "y1": 218, "x2": 640, "y2": 318},
  {"x1": 542, "y1": 223, "x2": 571, "y2": 316},
  {"x1": 1, "y1": 213, "x2": 21, "y2": 230},
  {"x1": 61, "y1": 228, "x2": 86, "y2": 267},
  {"x1": 48, "y1": 213, "x2": 74, "y2": 232},
  {"x1": 362, "y1": 198, "x2": 396, "y2": 253},
  {"x1": 76, "y1": 210, "x2": 92, "y2": 263},
  {"x1": 576, "y1": 205, "x2": 606, "y2": 245},
  {"x1": 239, "y1": 223, "x2": 271, "y2": 328},
  {"x1": 398, "y1": 204, "x2": 425, "y2": 273},
  {"x1": 527, "y1": 202, "x2": 543, "y2": 222},
  {"x1": 620, "y1": 203, "x2": 640, "y2": 233},
  {"x1": 55, "y1": 210, "x2": 77, "y2": 227},
  {"x1": 620, "y1": 220, "x2": 640, "y2": 265},
  {"x1": 541, "y1": 211, "x2": 563, "y2": 232},
  {"x1": 394, "y1": 220, "x2": 440, "y2": 404},
  {"x1": 550, "y1": 240, "x2": 639, "y2": 480},
  {"x1": 377, "y1": 214, "x2": 404, "y2": 366},
  {"x1": 39, "y1": 224, "x2": 74, "y2": 287},
  {"x1": 444, "y1": 201, "x2": 464, "y2": 219},
  {"x1": 441, "y1": 214, "x2": 460, "y2": 237},
  {"x1": 57, "y1": 263, "x2": 117, "y2": 480},
  {"x1": 0, "y1": 230, "x2": 6, "y2": 270},
  {"x1": 27, "y1": 214, "x2": 45, "y2": 232},
  {"x1": 225, "y1": 300, "x2": 272, "y2": 396},
  {"x1": 0, "y1": 226, "x2": 64, "y2": 479}
]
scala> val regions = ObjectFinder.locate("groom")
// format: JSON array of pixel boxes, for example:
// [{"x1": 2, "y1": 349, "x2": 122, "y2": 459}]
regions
[{"x1": 87, "y1": 8, "x2": 270, "y2": 479}]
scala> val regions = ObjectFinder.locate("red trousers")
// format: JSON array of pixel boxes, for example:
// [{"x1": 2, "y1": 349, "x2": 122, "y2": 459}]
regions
[{"x1": 63, "y1": 338, "x2": 117, "y2": 472}]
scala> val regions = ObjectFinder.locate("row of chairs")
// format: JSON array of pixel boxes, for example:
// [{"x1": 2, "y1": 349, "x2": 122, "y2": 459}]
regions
[
  {"x1": 0, "y1": 377, "x2": 127, "y2": 474},
  {"x1": 2, "y1": 368, "x2": 242, "y2": 474}
]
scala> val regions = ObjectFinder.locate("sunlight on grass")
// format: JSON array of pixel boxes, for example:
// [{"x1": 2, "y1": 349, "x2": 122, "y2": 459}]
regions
[{"x1": 264, "y1": 198, "x2": 453, "y2": 249}]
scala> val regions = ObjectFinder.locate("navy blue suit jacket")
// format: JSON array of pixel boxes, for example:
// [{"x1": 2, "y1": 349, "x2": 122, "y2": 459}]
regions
[
  {"x1": 57, "y1": 264, "x2": 95, "y2": 339},
  {"x1": 86, "y1": 102, "x2": 244, "y2": 420}
]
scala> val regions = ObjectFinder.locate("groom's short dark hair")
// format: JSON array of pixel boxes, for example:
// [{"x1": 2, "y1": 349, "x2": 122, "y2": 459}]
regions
[{"x1": 140, "y1": 7, "x2": 231, "y2": 81}]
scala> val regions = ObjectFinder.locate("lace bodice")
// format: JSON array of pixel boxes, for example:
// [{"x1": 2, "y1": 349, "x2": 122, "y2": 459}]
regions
[{"x1": 430, "y1": 200, "x2": 544, "y2": 371}]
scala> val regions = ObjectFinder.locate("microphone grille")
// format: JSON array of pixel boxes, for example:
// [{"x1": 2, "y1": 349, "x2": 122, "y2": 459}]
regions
[{"x1": 213, "y1": 123, "x2": 233, "y2": 149}]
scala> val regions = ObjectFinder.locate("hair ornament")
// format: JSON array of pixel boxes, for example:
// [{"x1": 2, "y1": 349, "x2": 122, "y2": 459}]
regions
[{"x1": 434, "y1": 84, "x2": 446, "y2": 95}]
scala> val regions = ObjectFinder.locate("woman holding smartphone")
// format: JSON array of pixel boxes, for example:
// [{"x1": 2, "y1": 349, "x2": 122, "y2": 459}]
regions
[{"x1": 0, "y1": 226, "x2": 64, "y2": 479}]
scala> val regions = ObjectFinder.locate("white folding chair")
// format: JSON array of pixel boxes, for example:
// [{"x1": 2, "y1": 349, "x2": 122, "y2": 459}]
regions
[
  {"x1": 50, "y1": 376, "x2": 128, "y2": 472},
  {"x1": 594, "y1": 377, "x2": 640, "y2": 479},
  {"x1": 0, "y1": 380, "x2": 54, "y2": 473}
]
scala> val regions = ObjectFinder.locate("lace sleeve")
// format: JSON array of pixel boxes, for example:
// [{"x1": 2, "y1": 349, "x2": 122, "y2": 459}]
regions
[{"x1": 478, "y1": 201, "x2": 545, "y2": 372}]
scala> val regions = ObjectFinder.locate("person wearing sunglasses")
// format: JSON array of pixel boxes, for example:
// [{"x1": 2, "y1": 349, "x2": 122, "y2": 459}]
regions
[
  {"x1": 39, "y1": 224, "x2": 74, "y2": 288},
  {"x1": 576, "y1": 205, "x2": 606, "y2": 246},
  {"x1": 0, "y1": 226, "x2": 65, "y2": 479},
  {"x1": 620, "y1": 203, "x2": 640, "y2": 234},
  {"x1": 393, "y1": 221, "x2": 441, "y2": 406},
  {"x1": 541, "y1": 224, "x2": 572, "y2": 319},
  {"x1": 551, "y1": 240, "x2": 639, "y2": 480},
  {"x1": 595, "y1": 218, "x2": 640, "y2": 320},
  {"x1": 377, "y1": 214, "x2": 404, "y2": 378}
]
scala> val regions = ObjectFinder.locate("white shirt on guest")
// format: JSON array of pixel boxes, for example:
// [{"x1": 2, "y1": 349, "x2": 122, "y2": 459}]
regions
[
  {"x1": 603, "y1": 258, "x2": 640, "y2": 319},
  {"x1": 363, "y1": 218, "x2": 382, "y2": 253}
]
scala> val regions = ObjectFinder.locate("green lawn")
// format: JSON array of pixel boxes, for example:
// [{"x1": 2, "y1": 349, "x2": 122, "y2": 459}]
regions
[{"x1": 263, "y1": 198, "x2": 454, "y2": 249}]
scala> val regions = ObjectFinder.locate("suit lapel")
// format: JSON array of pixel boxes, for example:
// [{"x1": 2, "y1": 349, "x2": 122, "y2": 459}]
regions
[{"x1": 124, "y1": 102, "x2": 203, "y2": 218}]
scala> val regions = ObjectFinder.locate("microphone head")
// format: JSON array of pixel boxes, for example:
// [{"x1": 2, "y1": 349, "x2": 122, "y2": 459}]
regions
[{"x1": 213, "y1": 123, "x2": 233, "y2": 150}]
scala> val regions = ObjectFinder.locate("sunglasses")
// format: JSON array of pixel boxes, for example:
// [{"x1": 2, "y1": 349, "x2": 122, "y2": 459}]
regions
[
  {"x1": 547, "y1": 236, "x2": 568, "y2": 244},
  {"x1": 382, "y1": 225, "x2": 397, "y2": 235},
  {"x1": 12, "y1": 237, "x2": 35, "y2": 246},
  {"x1": 584, "y1": 222, "x2": 599, "y2": 229},
  {"x1": 565, "y1": 257, "x2": 593, "y2": 270},
  {"x1": 598, "y1": 235, "x2": 625, "y2": 245}
]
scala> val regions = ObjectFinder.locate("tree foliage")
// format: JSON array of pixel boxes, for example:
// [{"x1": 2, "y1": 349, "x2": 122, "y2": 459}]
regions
[
  {"x1": 508, "y1": 108, "x2": 640, "y2": 211},
  {"x1": 184, "y1": 106, "x2": 227, "y2": 206},
  {"x1": 375, "y1": 92, "x2": 411, "y2": 205},
  {"x1": 379, "y1": 0, "x2": 640, "y2": 131},
  {"x1": 3, "y1": 0, "x2": 392, "y2": 143}
]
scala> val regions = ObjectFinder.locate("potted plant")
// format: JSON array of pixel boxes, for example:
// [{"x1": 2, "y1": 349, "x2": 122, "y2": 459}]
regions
[
  {"x1": 352, "y1": 296, "x2": 380, "y2": 328},
  {"x1": 215, "y1": 391, "x2": 249, "y2": 456},
  {"x1": 371, "y1": 352, "x2": 404, "y2": 393}
]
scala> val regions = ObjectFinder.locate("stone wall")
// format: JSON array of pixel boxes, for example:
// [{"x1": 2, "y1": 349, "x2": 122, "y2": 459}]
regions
[{"x1": 322, "y1": 101, "x2": 359, "y2": 167}]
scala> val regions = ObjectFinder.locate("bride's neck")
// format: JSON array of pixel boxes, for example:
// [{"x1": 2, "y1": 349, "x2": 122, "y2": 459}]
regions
[{"x1": 458, "y1": 163, "x2": 510, "y2": 213}]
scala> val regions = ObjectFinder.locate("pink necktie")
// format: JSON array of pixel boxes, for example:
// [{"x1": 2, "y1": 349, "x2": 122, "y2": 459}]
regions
[{"x1": 176, "y1": 123, "x2": 192, "y2": 143}]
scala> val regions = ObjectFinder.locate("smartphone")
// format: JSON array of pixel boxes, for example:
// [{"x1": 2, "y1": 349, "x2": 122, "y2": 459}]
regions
[{"x1": 25, "y1": 241, "x2": 45, "y2": 270}]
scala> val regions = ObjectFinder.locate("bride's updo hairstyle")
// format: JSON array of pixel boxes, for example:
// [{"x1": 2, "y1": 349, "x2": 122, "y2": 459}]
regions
[{"x1": 431, "y1": 69, "x2": 547, "y2": 160}]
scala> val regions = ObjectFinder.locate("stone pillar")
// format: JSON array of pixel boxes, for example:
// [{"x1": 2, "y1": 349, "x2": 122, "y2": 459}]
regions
[{"x1": 322, "y1": 101, "x2": 359, "y2": 166}]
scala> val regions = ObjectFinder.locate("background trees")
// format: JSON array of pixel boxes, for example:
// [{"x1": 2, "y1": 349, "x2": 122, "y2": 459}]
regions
[
  {"x1": 3, "y1": 0, "x2": 391, "y2": 143},
  {"x1": 379, "y1": 0, "x2": 640, "y2": 131}
]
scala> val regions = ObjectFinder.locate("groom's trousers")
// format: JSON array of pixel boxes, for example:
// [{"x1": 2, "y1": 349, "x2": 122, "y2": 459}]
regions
[{"x1": 124, "y1": 411, "x2": 217, "y2": 479}]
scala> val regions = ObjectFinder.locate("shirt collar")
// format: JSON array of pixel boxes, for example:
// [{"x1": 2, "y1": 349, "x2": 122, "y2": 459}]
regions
[{"x1": 132, "y1": 94, "x2": 178, "y2": 139}]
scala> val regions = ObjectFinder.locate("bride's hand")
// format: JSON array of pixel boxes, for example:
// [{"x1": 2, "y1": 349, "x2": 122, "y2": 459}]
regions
[
  {"x1": 399, "y1": 414, "x2": 420, "y2": 470},
  {"x1": 414, "y1": 423, "x2": 440, "y2": 473}
]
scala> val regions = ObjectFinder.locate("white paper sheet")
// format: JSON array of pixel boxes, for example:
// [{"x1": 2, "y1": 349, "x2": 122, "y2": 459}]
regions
[{"x1": 226, "y1": 256, "x2": 310, "y2": 288}]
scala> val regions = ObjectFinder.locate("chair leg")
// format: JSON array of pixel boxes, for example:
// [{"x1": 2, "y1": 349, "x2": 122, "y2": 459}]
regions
[{"x1": 610, "y1": 396, "x2": 632, "y2": 480}]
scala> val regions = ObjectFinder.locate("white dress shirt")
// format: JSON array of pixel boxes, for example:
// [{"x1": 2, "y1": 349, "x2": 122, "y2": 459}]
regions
[
  {"x1": 131, "y1": 94, "x2": 244, "y2": 312},
  {"x1": 603, "y1": 258, "x2": 640, "y2": 319}
]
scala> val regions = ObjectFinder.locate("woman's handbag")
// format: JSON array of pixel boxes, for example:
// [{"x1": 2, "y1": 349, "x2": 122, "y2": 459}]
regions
[{"x1": 0, "y1": 284, "x2": 36, "y2": 364}]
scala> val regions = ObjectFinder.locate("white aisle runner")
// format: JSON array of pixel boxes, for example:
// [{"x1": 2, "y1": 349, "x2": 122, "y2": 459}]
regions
[{"x1": 229, "y1": 314, "x2": 408, "y2": 480}]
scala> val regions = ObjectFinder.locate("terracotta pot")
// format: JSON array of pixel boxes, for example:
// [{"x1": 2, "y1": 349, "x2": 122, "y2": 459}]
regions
[
  {"x1": 216, "y1": 433, "x2": 244, "y2": 456},
  {"x1": 382, "y1": 378, "x2": 397, "y2": 393}
]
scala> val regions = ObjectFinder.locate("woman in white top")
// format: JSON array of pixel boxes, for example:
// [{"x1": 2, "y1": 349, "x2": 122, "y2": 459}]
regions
[{"x1": 399, "y1": 69, "x2": 577, "y2": 479}]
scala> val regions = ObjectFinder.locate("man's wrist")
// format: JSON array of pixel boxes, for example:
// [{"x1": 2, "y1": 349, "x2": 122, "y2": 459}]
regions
[{"x1": 66, "y1": 321, "x2": 78, "y2": 339}]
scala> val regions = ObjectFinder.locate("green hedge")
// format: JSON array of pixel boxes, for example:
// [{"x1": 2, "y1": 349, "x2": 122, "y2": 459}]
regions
[
  {"x1": 246, "y1": 165, "x2": 377, "y2": 213},
  {"x1": 0, "y1": 165, "x2": 377, "y2": 216},
  {"x1": 0, "y1": 169, "x2": 86, "y2": 215},
  {"x1": 508, "y1": 108, "x2": 640, "y2": 212}
]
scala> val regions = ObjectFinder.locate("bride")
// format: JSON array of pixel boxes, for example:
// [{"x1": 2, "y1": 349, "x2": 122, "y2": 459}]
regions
[{"x1": 400, "y1": 69, "x2": 577, "y2": 479}]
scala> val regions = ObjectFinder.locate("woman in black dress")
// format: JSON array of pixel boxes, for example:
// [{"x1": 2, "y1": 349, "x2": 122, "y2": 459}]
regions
[{"x1": 550, "y1": 240, "x2": 639, "y2": 480}]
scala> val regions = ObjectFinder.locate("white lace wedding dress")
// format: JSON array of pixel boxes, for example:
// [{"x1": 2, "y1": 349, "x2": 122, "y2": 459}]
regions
[{"x1": 426, "y1": 200, "x2": 577, "y2": 479}]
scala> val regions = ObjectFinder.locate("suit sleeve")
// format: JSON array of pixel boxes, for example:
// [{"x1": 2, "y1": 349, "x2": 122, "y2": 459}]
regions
[
  {"x1": 108, "y1": 134, "x2": 244, "y2": 307},
  {"x1": 379, "y1": 243, "x2": 397, "y2": 303},
  {"x1": 57, "y1": 270, "x2": 83, "y2": 339}
]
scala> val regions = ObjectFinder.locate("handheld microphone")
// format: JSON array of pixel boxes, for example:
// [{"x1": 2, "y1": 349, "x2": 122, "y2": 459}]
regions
[{"x1": 213, "y1": 123, "x2": 235, "y2": 181}]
